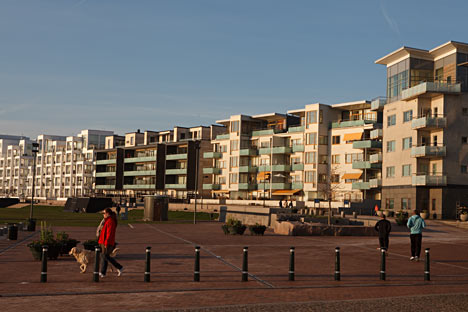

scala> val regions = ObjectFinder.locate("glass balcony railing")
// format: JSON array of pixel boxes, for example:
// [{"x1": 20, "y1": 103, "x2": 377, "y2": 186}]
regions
[
  {"x1": 411, "y1": 145, "x2": 446, "y2": 158},
  {"x1": 353, "y1": 140, "x2": 382, "y2": 149},
  {"x1": 96, "y1": 159, "x2": 116, "y2": 165},
  {"x1": 331, "y1": 119, "x2": 377, "y2": 129},
  {"x1": 401, "y1": 81, "x2": 461, "y2": 100},
  {"x1": 239, "y1": 166, "x2": 258, "y2": 173},
  {"x1": 166, "y1": 153, "x2": 187, "y2": 160},
  {"x1": 238, "y1": 183, "x2": 257, "y2": 190},
  {"x1": 203, "y1": 152, "x2": 223, "y2": 159},
  {"x1": 288, "y1": 125, "x2": 305, "y2": 133},
  {"x1": 369, "y1": 153, "x2": 382, "y2": 163},
  {"x1": 292, "y1": 144, "x2": 304, "y2": 153},
  {"x1": 369, "y1": 178, "x2": 381, "y2": 188},
  {"x1": 271, "y1": 164, "x2": 291, "y2": 172},
  {"x1": 370, "y1": 97, "x2": 386, "y2": 110},
  {"x1": 165, "y1": 183, "x2": 186, "y2": 189},
  {"x1": 412, "y1": 174, "x2": 447, "y2": 186},
  {"x1": 95, "y1": 172, "x2": 116, "y2": 177},
  {"x1": 215, "y1": 133, "x2": 230, "y2": 140},
  {"x1": 123, "y1": 184, "x2": 155, "y2": 189},
  {"x1": 257, "y1": 183, "x2": 291, "y2": 190},
  {"x1": 165, "y1": 168, "x2": 187, "y2": 175},
  {"x1": 272, "y1": 147, "x2": 292, "y2": 154},
  {"x1": 352, "y1": 182, "x2": 370, "y2": 190},
  {"x1": 96, "y1": 185, "x2": 115, "y2": 190},
  {"x1": 411, "y1": 116, "x2": 446, "y2": 129},
  {"x1": 352, "y1": 161, "x2": 382, "y2": 170},
  {"x1": 203, "y1": 167, "x2": 222, "y2": 174},
  {"x1": 291, "y1": 182, "x2": 303, "y2": 189},
  {"x1": 370, "y1": 129, "x2": 383, "y2": 139},
  {"x1": 239, "y1": 148, "x2": 258, "y2": 156},
  {"x1": 123, "y1": 170, "x2": 156, "y2": 176},
  {"x1": 124, "y1": 156, "x2": 156, "y2": 163},
  {"x1": 291, "y1": 163, "x2": 304, "y2": 171},
  {"x1": 203, "y1": 183, "x2": 221, "y2": 190}
]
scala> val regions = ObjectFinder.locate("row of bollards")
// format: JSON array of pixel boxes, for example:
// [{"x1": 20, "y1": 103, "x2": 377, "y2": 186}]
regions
[{"x1": 38, "y1": 245, "x2": 431, "y2": 283}]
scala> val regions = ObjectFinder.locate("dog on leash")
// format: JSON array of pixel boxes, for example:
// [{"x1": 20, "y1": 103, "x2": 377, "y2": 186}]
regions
[{"x1": 69, "y1": 246, "x2": 119, "y2": 273}]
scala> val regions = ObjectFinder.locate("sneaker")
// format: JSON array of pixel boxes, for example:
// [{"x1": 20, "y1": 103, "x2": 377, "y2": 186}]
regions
[
  {"x1": 117, "y1": 268, "x2": 123, "y2": 277},
  {"x1": 99, "y1": 273, "x2": 105, "y2": 278},
  {"x1": 415, "y1": 256, "x2": 419, "y2": 261},
  {"x1": 410, "y1": 256, "x2": 415, "y2": 261}
]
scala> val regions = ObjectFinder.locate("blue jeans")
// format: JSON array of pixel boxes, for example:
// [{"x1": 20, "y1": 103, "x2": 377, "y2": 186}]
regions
[{"x1": 100, "y1": 244, "x2": 122, "y2": 275}]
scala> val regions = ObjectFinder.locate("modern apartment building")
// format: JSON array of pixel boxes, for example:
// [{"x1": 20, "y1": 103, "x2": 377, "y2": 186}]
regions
[
  {"x1": 0, "y1": 135, "x2": 33, "y2": 198},
  {"x1": 376, "y1": 41, "x2": 468, "y2": 219},
  {"x1": 94, "y1": 126, "x2": 224, "y2": 199},
  {"x1": 203, "y1": 101, "x2": 383, "y2": 203}
]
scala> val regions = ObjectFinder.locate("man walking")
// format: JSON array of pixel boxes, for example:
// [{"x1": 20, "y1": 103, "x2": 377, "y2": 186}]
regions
[
  {"x1": 407, "y1": 210, "x2": 426, "y2": 261},
  {"x1": 374, "y1": 214, "x2": 392, "y2": 251}
]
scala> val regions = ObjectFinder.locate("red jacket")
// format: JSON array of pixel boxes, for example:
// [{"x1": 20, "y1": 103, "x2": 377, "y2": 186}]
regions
[{"x1": 98, "y1": 217, "x2": 117, "y2": 247}]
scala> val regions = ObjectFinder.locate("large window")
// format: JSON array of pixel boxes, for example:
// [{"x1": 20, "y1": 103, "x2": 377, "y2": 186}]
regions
[
  {"x1": 306, "y1": 111, "x2": 317, "y2": 124},
  {"x1": 345, "y1": 153, "x2": 363, "y2": 163},
  {"x1": 402, "y1": 137, "x2": 412, "y2": 150},
  {"x1": 306, "y1": 133, "x2": 317, "y2": 145},
  {"x1": 305, "y1": 152, "x2": 316, "y2": 164},
  {"x1": 304, "y1": 171, "x2": 316, "y2": 183},
  {"x1": 402, "y1": 164, "x2": 412, "y2": 177},
  {"x1": 230, "y1": 121, "x2": 239, "y2": 133}
]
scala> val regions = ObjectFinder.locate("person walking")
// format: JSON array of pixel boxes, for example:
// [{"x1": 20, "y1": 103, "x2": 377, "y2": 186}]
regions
[
  {"x1": 98, "y1": 208, "x2": 123, "y2": 277},
  {"x1": 407, "y1": 210, "x2": 426, "y2": 261},
  {"x1": 374, "y1": 214, "x2": 392, "y2": 251},
  {"x1": 116, "y1": 204, "x2": 121, "y2": 218}
]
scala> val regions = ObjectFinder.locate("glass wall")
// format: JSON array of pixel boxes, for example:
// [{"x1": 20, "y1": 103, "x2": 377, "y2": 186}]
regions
[
  {"x1": 387, "y1": 58, "x2": 409, "y2": 101},
  {"x1": 409, "y1": 58, "x2": 433, "y2": 87}
]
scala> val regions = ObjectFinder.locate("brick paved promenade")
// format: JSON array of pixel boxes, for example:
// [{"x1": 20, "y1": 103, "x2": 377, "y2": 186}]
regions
[{"x1": 1, "y1": 219, "x2": 468, "y2": 311}]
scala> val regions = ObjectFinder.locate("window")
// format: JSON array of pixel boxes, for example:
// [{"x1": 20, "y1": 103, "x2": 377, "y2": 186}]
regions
[
  {"x1": 386, "y1": 166, "x2": 395, "y2": 178},
  {"x1": 306, "y1": 111, "x2": 317, "y2": 124},
  {"x1": 218, "y1": 176, "x2": 226, "y2": 184},
  {"x1": 318, "y1": 174, "x2": 327, "y2": 183},
  {"x1": 386, "y1": 198, "x2": 394, "y2": 209},
  {"x1": 332, "y1": 155, "x2": 341, "y2": 164},
  {"x1": 402, "y1": 164, "x2": 412, "y2": 177},
  {"x1": 230, "y1": 140, "x2": 239, "y2": 151},
  {"x1": 462, "y1": 137, "x2": 468, "y2": 144},
  {"x1": 305, "y1": 152, "x2": 316, "y2": 164},
  {"x1": 230, "y1": 121, "x2": 239, "y2": 133},
  {"x1": 401, "y1": 198, "x2": 411, "y2": 210},
  {"x1": 461, "y1": 165, "x2": 467, "y2": 174},
  {"x1": 402, "y1": 137, "x2": 412, "y2": 150},
  {"x1": 435, "y1": 67, "x2": 444, "y2": 81},
  {"x1": 304, "y1": 171, "x2": 316, "y2": 183},
  {"x1": 306, "y1": 133, "x2": 317, "y2": 145},
  {"x1": 403, "y1": 110, "x2": 413, "y2": 123},
  {"x1": 331, "y1": 174, "x2": 339, "y2": 183},
  {"x1": 387, "y1": 114, "x2": 396, "y2": 127},
  {"x1": 345, "y1": 153, "x2": 363, "y2": 164},
  {"x1": 318, "y1": 136, "x2": 328, "y2": 145},
  {"x1": 332, "y1": 135, "x2": 341, "y2": 145},
  {"x1": 318, "y1": 155, "x2": 327, "y2": 164},
  {"x1": 319, "y1": 110, "x2": 323, "y2": 123},
  {"x1": 229, "y1": 156, "x2": 238, "y2": 168},
  {"x1": 387, "y1": 140, "x2": 395, "y2": 152},
  {"x1": 229, "y1": 173, "x2": 238, "y2": 184}
]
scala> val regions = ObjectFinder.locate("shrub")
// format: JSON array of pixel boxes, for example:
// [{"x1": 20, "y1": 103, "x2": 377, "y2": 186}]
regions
[{"x1": 395, "y1": 211, "x2": 409, "y2": 226}]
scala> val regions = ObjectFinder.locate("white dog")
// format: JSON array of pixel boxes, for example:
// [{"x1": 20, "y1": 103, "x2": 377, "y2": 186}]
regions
[{"x1": 69, "y1": 247, "x2": 119, "y2": 273}]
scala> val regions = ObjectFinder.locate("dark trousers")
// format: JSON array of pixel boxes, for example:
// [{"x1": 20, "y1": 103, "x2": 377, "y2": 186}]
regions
[
  {"x1": 410, "y1": 234, "x2": 422, "y2": 257},
  {"x1": 100, "y1": 244, "x2": 122, "y2": 275},
  {"x1": 379, "y1": 235, "x2": 389, "y2": 250}
]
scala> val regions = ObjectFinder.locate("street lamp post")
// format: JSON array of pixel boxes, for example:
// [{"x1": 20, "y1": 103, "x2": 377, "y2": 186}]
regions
[
  {"x1": 28, "y1": 142, "x2": 39, "y2": 231},
  {"x1": 262, "y1": 173, "x2": 270, "y2": 207},
  {"x1": 193, "y1": 140, "x2": 200, "y2": 225}
]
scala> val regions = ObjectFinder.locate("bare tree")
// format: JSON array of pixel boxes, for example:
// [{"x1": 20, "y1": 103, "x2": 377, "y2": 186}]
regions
[{"x1": 317, "y1": 165, "x2": 343, "y2": 225}]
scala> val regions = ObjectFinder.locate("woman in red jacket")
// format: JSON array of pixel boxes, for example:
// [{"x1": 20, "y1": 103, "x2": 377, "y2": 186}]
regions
[{"x1": 98, "y1": 208, "x2": 123, "y2": 277}]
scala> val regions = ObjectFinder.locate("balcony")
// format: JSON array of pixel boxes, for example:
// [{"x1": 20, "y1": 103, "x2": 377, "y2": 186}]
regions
[
  {"x1": 370, "y1": 129, "x2": 383, "y2": 139},
  {"x1": 412, "y1": 174, "x2": 447, "y2": 186},
  {"x1": 259, "y1": 148, "x2": 271, "y2": 155},
  {"x1": 353, "y1": 140, "x2": 382, "y2": 149},
  {"x1": 288, "y1": 125, "x2": 305, "y2": 133},
  {"x1": 352, "y1": 161, "x2": 382, "y2": 170},
  {"x1": 123, "y1": 170, "x2": 156, "y2": 176},
  {"x1": 271, "y1": 164, "x2": 291, "y2": 172},
  {"x1": 272, "y1": 146, "x2": 292, "y2": 154},
  {"x1": 239, "y1": 166, "x2": 258, "y2": 173},
  {"x1": 95, "y1": 172, "x2": 116, "y2": 177},
  {"x1": 291, "y1": 163, "x2": 304, "y2": 171},
  {"x1": 96, "y1": 159, "x2": 116, "y2": 165},
  {"x1": 165, "y1": 168, "x2": 187, "y2": 175},
  {"x1": 239, "y1": 149, "x2": 258, "y2": 156},
  {"x1": 369, "y1": 178, "x2": 382, "y2": 188},
  {"x1": 331, "y1": 119, "x2": 377, "y2": 129},
  {"x1": 203, "y1": 152, "x2": 223, "y2": 159},
  {"x1": 401, "y1": 81, "x2": 461, "y2": 101},
  {"x1": 96, "y1": 185, "x2": 115, "y2": 190},
  {"x1": 257, "y1": 183, "x2": 291, "y2": 190},
  {"x1": 252, "y1": 129, "x2": 275, "y2": 136},
  {"x1": 369, "y1": 153, "x2": 382, "y2": 163},
  {"x1": 258, "y1": 165, "x2": 271, "y2": 172},
  {"x1": 411, "y1": 145, "x2": 446, "y2": 158},
  {"x1": 292, "y1": 182, "x2": 303, "y2": 189},
  {"x1": 371, "y1": 97, "x2": 386, "y2": 111},
  {"x1": 203, "y1": 183, "x2": 221, "y2": 190},
  {"x1": 292, "y1": 144, "x2": 304, "y2": 152},
  {"x1": 123, "y1": 184, "x2": 155, "y2": 190},
  {"x1": 166, "y1": 154, "x2": 187, "y2": 160},
  {"x1": 165, "y1": 183, "x2": 186, "y2": 189},
  {"x1": 352, "y1": 182, "x2": 370, "y2": 190},
  {"x1": 238, "y1": 183, "x2": 257, "y2": 190},
  {"x1": 411, "y1": 116, "x2": 446, "y2": 130},
  {"x1": 215, "y1": 133, "x2": 230, "y2": 140},
  {"x1": 124, "y1": 156, "x2": 155, "y2": 163},
  {"x1": 203, "y1": 167, "x2": 222, "y2": 174}
]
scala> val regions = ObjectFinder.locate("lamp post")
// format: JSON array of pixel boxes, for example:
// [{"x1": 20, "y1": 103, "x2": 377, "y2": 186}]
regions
[
  {"x1": 262, "y1": 173, "x2": 270, "y2": 207},
  {"x1": 193, "y1": 140, "x2": 200, "y2": 225},
  {"x1": 28, "y1": 142, "x2": 39, "y2": 231}
]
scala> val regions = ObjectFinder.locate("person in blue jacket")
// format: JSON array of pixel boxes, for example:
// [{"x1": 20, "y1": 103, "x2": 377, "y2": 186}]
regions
[{"x1": 407, "y1": 210, "x2": 426, "y2": 261}]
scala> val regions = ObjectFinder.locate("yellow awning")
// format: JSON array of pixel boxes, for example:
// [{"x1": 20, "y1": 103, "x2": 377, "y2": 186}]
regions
[
  {"x1": 342, "y1": 172, "x2": 362, "y2": 180},
  {"x1": 272, "y1": 189, "x2": 301, "y2": 196},
  {"x1": 257, "y1": 172, "x2": 271, "y2": 181},
  {"x1": 343, "y1": 132, "x2": 363, "y2": 141},
  {"x1": 211, "y1": 190, "x2": 230, "y2": 193}
]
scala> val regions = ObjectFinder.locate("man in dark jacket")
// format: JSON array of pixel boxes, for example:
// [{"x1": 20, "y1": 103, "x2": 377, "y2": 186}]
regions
[{"x1": 375, "y1": 214, "x2": 392, "y2": 251}]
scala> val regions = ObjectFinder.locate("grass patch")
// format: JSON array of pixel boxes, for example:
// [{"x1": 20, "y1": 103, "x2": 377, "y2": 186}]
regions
[{"x1": 0, "y1": 205, "x2": 219, "y2": 227}]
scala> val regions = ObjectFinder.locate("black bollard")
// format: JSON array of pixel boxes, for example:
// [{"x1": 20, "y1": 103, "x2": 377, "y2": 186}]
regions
[
  {"x1": 93, "y1": 246, "x2": 101, "y2": 282},
  {"x1": 242, "y1": 247, "x2": 248, "y2": 282},
  {"x1": 144, "y1": 246, "x2": 151, "y2": 283},
  {"x1": 334, "y1": 247, "x2": 340, "y2": 281},
  {"x1": 380, "y1": 248, "x2": 386, "y2": 281},
  {"x1": 289, "y1": 247, "x2": 295, "y2": 281},
  {"x1": 194, "y1": 246, "x2": 200, "y2": 282},
  {"x1": 424, "y1": 248, "x2": 430, "y2": 281},
  {"x1": 40, "y1": 245, "x2": 48, "y2": 283}
]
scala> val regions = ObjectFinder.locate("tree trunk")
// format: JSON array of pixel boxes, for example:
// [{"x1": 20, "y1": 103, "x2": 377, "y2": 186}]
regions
[{"x1": 328, "y1": 200, "x2": 331, "y2": 225}]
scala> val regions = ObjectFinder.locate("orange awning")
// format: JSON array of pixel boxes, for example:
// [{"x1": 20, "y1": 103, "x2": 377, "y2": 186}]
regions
[
  {"x1": 211, "y1": 190, "x2": 230, "y2": 193},
  {"x1": 343, "y1": 132, "x2": 363, "y2": 141},
  {"x1": 257, "y1": 172, "x2": 271, "y2": 181},
  {"x1": 272, "y1": 189, "x2": 301, "y2": 196},
  {"x1": 342, "y1": 172, "x2": 362, "y2": 180}
]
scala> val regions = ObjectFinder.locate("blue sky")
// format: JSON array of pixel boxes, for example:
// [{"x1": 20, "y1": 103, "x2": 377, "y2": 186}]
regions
[{"x1": 1, "y1": 0, "x2": 467, "y2": 138}]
